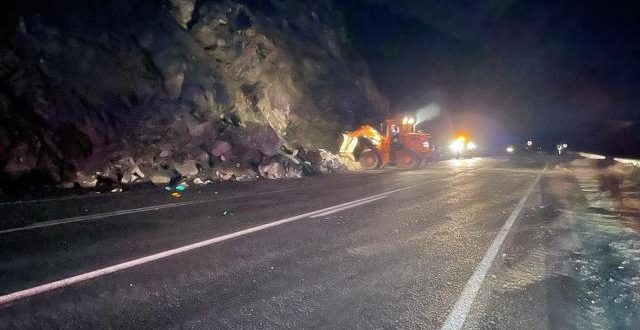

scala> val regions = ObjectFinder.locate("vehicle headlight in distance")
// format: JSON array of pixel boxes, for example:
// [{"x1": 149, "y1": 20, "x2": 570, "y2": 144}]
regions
[
  {"x1": 506, "y1": 146, "x2": 515, "y2": 153},
  {"x1": 449, "y1": 139, "x2": 464, "y2": 152},
  {"x1": 466, "y1": 142, "x2": 477, "y2": 150}
]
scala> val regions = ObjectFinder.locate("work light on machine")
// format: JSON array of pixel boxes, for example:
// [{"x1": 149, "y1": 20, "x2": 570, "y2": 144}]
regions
[{"x1": 402, "y1": 116, "x2": 416, "y2": 125}]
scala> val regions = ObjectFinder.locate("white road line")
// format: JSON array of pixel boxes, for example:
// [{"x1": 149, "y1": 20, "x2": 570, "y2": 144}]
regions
[
  {"x1": 311, "y1": 196, "x2": 388, "y2": 218},
  {"x1": 0, "y1": 188, "x2": 405, "y2": 305},
  {"x1": 0, "y1": 187, "x2": 301, "y2": 235},
  {"x1": 0, "y1": 200, "x2": 210, "y2": 235},
  {"x1": 0, "y1": 192, "x2": 133, "y2": 206},
  {"x1": 440, "y1": 165, "x2": 547, "y2": 330},
  {"x1": 1, "y1": 170, "x2": 467, "y2": 235}
]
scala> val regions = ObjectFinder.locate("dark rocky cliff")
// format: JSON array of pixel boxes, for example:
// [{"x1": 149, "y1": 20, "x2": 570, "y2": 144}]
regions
[{"x1": 0, "y1": 0, "x2": 388, "y2": 190}]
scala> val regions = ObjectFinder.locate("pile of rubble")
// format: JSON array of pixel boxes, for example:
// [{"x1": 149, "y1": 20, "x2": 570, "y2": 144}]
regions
[
  {"x1": 69, "y1": 150, "x2": 356, "y2": 190},
  {"x1": 0, "y1": 0, "x2": 389, "y2": 193},
  {"x1": 60, "y1": 114, "x2": 357, "y2": 191}
]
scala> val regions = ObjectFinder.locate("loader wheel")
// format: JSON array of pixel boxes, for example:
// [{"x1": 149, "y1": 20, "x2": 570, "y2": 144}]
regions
[
  {"x1": 359, "y1": 149, "x2": 382, "y2": 169},
  {"x1": 418, "y1": 153, "x2": 435, "y2": 168},
  {"x1": 396, "y1": 150, "x2": 420, "y2": 170}
]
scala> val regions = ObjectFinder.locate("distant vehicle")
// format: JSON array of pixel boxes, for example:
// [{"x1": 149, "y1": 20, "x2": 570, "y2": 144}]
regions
[
  {"x1": 448, "y1": 135, "x2": 477, "y2": 158},
  {"x1": 506, "y1": 145, "x2": 515, "y2": 154},
  {"x1": 339, "y1": 115, "x2": 434, "y2": 169},
  {"x1": 556, "y1": 143, "x2": 568, "y2": 155}
]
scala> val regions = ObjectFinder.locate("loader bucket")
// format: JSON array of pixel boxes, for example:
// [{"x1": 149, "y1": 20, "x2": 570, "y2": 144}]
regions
[{"x1": 339, "y1": 134, "x2": 358, "y2": 159}]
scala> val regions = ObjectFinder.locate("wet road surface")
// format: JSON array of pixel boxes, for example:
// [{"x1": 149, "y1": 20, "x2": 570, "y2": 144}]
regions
[{"x1": 0, "y1": 156, "x2": 638, "y2": 329}]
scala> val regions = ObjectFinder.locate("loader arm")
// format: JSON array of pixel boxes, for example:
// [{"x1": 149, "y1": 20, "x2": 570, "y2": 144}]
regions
[{"x1": 339, "y1": 125, "x2": 384, "y2": 158}]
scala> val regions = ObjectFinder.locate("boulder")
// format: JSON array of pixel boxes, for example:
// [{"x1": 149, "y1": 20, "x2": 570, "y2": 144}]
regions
[
  {"x1": 149, "y1": 171, "x2": 173, "y2": 185},
  {"x1": 236, "y1": 146, "x2": 262, "y2": 165},
  {"x1": 96, "y1": 166, "x2": 120, "y2": 186},
  {"x1": 220, "y1": 124, "x2": 282, "y2": 158},
  {"x1": 210, "y1": 140, "x2": 233, "y2": 157},
  {"x1": 174, "y1": 159, "x2": 199, "y2": 178},
  {"x1": 245, "y1": 124, "x2": 283, "y2": 157},
  {"x1": 212, "y1": 163, "x2": 258, "y2": 182},
  {"x1": 121, "y1": 163, "x2": 145, "y2": 184},
  {"x1": 193, "y1": 177, "x2": 213, "y2": 185},
  {"x1": 304, "y1": 149, "x2": 360, "y2": 173},
  {"x1": 259, "y1": 155, "x2": 304, "y2": 179},
  {"x1": 156, "y1": 142, "x2": 175, "y2": 158},
  {"x1": 193, "y1": 167, "x2": 217, "y2": 182},
  {"x1": 59, "y1": 181, "x2": 75, "y2": 189},
  {"x1": 192, "y1": 25, "x2": 221, "y2": 48},
  {"x1": 258, "y1": 161, "x2": 284, "y2": 179},
  {"x1": 73, "y1": 171, "x2": 98, "y2": 188},
  {"x1": 164, "y1": 64, "x2": 185, "y2": 100},
  {"x1": 159, "y1": 149, "x2": 173, "y2": 158},
  {"x1": 190, "y1": 149, "x2": 211, "y2": 165},
  {"x1": 186, "y1": 120, "x2": 212, "y2": 137},
  {"x1": 169, "y1": 0, "x2": 197, "y2": 29}
]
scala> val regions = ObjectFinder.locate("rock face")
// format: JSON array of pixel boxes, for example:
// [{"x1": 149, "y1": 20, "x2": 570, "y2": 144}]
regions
[{"x1": 0, "y1": 0, "x2": 389, "y2": 190}]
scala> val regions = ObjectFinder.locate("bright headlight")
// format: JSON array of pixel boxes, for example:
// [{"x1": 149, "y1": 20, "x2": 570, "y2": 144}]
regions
[
  {"x1": 506, "y1": 146, "x2": 515, "y2": 153},
  {"x1": 402, "y1": 116, "x2": 416, "y2": 125},
  {"x1": 449, "y1": 139, "x2": 464, "y2": 152}
]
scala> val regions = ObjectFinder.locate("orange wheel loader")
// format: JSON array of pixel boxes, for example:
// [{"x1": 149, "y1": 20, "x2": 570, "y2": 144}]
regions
[{"x1": 339, "y1": 115, "x2": 434, "y2": 170}]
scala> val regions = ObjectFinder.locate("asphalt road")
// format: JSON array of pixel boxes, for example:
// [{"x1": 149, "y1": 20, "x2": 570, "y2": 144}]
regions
[{"x1": 0, "y1": 156, "x2": 636, "y2": 329}]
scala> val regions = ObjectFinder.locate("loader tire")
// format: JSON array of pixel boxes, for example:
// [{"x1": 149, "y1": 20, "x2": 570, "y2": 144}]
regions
[
  {"x1": 418, "y1": 153, "x2": 435, "y2": 168},
  {"x1": 359, "y1": 149, "x2": 382, "y2": 170},
  {"x1": 396, "y1": 150, "x2": 420, "y2": 170}
]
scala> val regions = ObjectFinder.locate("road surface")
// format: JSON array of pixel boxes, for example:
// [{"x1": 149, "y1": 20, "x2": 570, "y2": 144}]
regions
[{"x1": 0, "y1": 156, "x2": 638, "y2": 329}]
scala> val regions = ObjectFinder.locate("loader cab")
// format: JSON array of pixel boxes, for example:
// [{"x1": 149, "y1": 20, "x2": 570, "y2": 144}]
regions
[
  {"x1": 383, "y1": 117, "x2": 416, "y2": 146},
  {"x1": 391, "y1": 116, "x2": 433, "y2": 154},
  {"x1": 379, "y1": 120, "x2": 398, "y2": 148},
  {"x1": 379, "y1": 122, "x2": 401, "y2": 134}
]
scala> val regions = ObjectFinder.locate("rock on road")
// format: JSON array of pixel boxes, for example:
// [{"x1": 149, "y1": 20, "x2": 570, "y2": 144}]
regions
[{"x1": 0, "y1": 156, "x2": 638, "y2": 329}]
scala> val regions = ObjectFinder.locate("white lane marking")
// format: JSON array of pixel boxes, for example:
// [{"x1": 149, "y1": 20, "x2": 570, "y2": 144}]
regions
[
  {"x1": 0, "y1": 187, "x2": 301, "y2": 235},
  {"x1": 0, "y1": 185, "x2": 301, "y2": 206},
  {"x1": 440, "y1": 165, "x2": 547, "y2": 330},
  {"x1": 311, "y1": 196, "x2": 388, "y2": 218},
  {"x1": 1, "y1": 166, "x2": 476, "y2": 235},
  {"x1": 0, "y1": 192, "x2": 133, "y2": 206},
  {"x1": 0, "y1": 188, "x2": 406, "y2": 305},
  {"x1": 0, "y1": 200, "x2": 209, "y2": 235}
]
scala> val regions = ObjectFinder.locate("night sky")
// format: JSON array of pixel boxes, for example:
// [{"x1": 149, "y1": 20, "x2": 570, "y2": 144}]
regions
[{"x1": 340, "y1": 0, "x2": 639, "y2": 156}]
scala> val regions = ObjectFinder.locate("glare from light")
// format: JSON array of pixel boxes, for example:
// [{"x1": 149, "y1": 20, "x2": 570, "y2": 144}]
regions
[
  {"x1": 527, "y1": 140, "x2": 533, "y2": 147},
  {"x1": 466, "y1": 142, "x2": 477, "y2": 150},
  {"x1": 451, "y1": 158, "x2": 477, "y2": 167},
  {"x1": 402, "y1": 116, "x2": 416, "y2": 125},
  {"x1": 449, "y1": 137, "x2": 465, "y2": 152},
  {"x1": 562, "y1": 143, "x2": 568, "y2": 148},
  {"x1": 506, "y1": 146, "x2": 515, "y2": 153}
]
